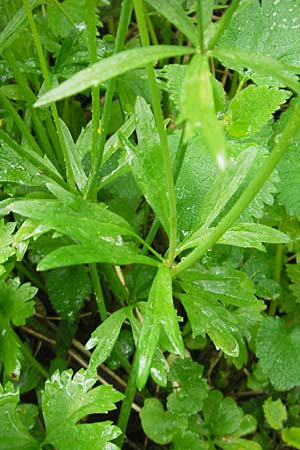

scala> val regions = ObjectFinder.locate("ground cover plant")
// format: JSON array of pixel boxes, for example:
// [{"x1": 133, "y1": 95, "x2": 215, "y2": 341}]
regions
[{"x1": 1, "y1": 0, "x2": 300, "y2": 448}]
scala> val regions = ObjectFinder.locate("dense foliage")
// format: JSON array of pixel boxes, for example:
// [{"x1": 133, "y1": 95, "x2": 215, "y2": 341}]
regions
[{"x1": 1, "y1": 0, "x2": 300, "y2": 448}]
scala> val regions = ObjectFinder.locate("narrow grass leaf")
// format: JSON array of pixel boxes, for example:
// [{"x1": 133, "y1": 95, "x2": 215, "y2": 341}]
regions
[{"x1": 34, "y1": 45, "x2": 195, "y2": 106}]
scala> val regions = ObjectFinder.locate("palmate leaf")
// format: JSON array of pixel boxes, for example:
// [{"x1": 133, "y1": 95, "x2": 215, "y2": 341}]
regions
[
  {"x1": 42, "y1": 369, "x2": 123, "y2": 450},
  {"x1": 167, "y1": 358, "x2": 208, "y2": 416},
  {"x1": 140, "y1": 398, "x2": 188, "y2": 445},
  {"x1": 256, "y1": 316, "x2": 300, "y2": 390},
  {"x1": 34, "y1": 45, "x2": 195, "y2": 106},
  {"x1": 0, "y1": 383, "x2": 38, "y2": 450},
  {"x1": 0, "y1": 278, "x2": 36, "y2": 379}
]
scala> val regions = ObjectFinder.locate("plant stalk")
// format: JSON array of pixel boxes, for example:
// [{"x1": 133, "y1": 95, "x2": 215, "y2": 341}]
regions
[
  {"x1": 207, "y1": 0, "x2": 240, "y2": 50},
  {"x1": 23, "y1": 0, "x2": 75, "y2": 190},
  {"x1": 84, "y1": 0, "x2": 133, "y2": 199},
  {"x1": 171, "y1": 99, "x2": 300, "y2": 278},
  {"x1": 134, "y1": 0, "x2": 178, "y2": 266}
]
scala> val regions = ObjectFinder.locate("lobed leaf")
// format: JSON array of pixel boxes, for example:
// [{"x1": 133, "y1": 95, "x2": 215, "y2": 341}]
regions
[
  {"x1": 263, "y1": 398, "x2": 287, "y2": 430},
  {"x1": 256, "y1": 316, "x2": 300, "y2": 390},
  {"x1": 42, "y1": 369, "x2": 123, "y2": 449},
  {"x1": 226, "y1": 85, "x2": 290, "y2": 138}
]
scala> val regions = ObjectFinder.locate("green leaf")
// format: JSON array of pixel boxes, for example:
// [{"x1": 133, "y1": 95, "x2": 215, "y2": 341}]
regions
[
  {"x1": 167, "y1": 358, "x2": 208, "y2": 416},
  {"x1": 179, "y1": 222, "x2": 289, "y2": 253},
  {"x1": 282, "y1": 427, "x2": 300, "y2": 449},
  {"x1": 215, "y1": 438, "x2": 262, "y2": 450},
  {"x1": 0, "y1": 383, "x2": 38, "y2": 450},
  {"x1": 37, "y1": 241, "x2": 158, "y2": 270},
  {"x1": 47, "y1": 0, "x2": 94, "y2": 38},
  {"x1": 59, "y1": 118, "x2": 87, "y2": 191},
  {"x1": 136, "y1": 265, "x2": 184, "y2": 390},
  {"x1": 276, "y1": 105, "x2": 300, "y2": 220},
  {"x1": 179, "y1": 292, "x2": 239, "y2": 357},
  {"x1": 179, "y1": 265, "x2": 260, "y2": 309},
  {"x1": 42, "y1": 369, "x2": 123, "y2": 449},
  {"x1": 34, "y1": 45, "x2": 195, "y2": 106},
  {"x1": 0, "y1": 143, "x2": 49, "y2": 187},
  {"x1": 144, "y1": 0, "x2": 198, "y2": 47},
  {"x1": 263, "y1": 398, "x2": 287, "y2": 430},
  {"x1": 0, "y1": 219, "x2": 16, "y2": 272},
  {"x1": 203, "y1": 390, "x2": 244, "y2": 437},
  {"x1": 7, "y1": 196, "x2": 159, "y2": 269},
  {"x1": 286, "y1": 264, "x2": 300, "y2": 302},
  {"x1": 170, "y1": 131, "x2": 216, "y2": 238},
  {"x1": 0, "y1": 0, "x2": 42, "y2": 53},
  {"x1": 180, "y1": 54, "x2": 227, "y2": 170},
  {"x1": 45, "y1": 266, "x2": 92, "y2": 320},
  {"x1": 197, "y1": 147, "x2": 259, "y2": 230},
  {"x1": 140, "y1": 398, "x2": 188, "y2": 445},
  {"x1": 212, "y1": 47, "x2": 300, "y2": 93},
  {"x1": 218, "y1": 223, "x2": 290, "y2": 252},
  {"x1": 226, "y1": 85, "x2": 289, "y2": 138},
  {"x1": 256, "y1": 317, "x2": 300, "y2": 390},
  {"x1": 0, "y1": 278, "x2": 36, "y2": 379},
  {"x1": 218, "y1": 0, "x2": 300, "y2": 86},
  {"x1": 173, "y1": 431, "x2": 206, "y2": 450},
  {"x1": 126, "y1": 97, "x2": 170, "y2": 234},
  {"x1": 86, "y1": 307, "x2": 131, "y2": 375}
]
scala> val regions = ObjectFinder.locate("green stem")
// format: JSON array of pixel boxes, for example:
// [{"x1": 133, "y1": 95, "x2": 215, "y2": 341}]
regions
[
  {"x1": 89, "y1": 264, "x2": 108, "y2": 321},
  {"x1": 196, "y1": 0, "x2": 205, "y2": 52},
  {"x1": 86, "y1": 0, "x2": 101, "y2": 193},
  {"x1": 171, "y1": 99, "x2": 300, "y2": 278},
  {"x1": 13, "y1": 331, "x2": 49, "y2": 378},
  {"x1": 207, "y1": 0, "x2": 240, "y2": 50},
  {"x1": 134, "y1": 0, "x2": 177, "y2": 266},
  {"x1": 4, "y1": 49, "x2": 57, "y2": 165},
  {"x1": 116, "y1": 352, "x2": 138, "y2": 448},
  {"x1": 23, "y1": 0, "x2": 75, "y2": 190},
  {"x1": 0, "y1": 92, "x2": 43, "y2": 156},
  {"x1": 84, "y1": 0, "x2": 133, "y2": 199}
]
